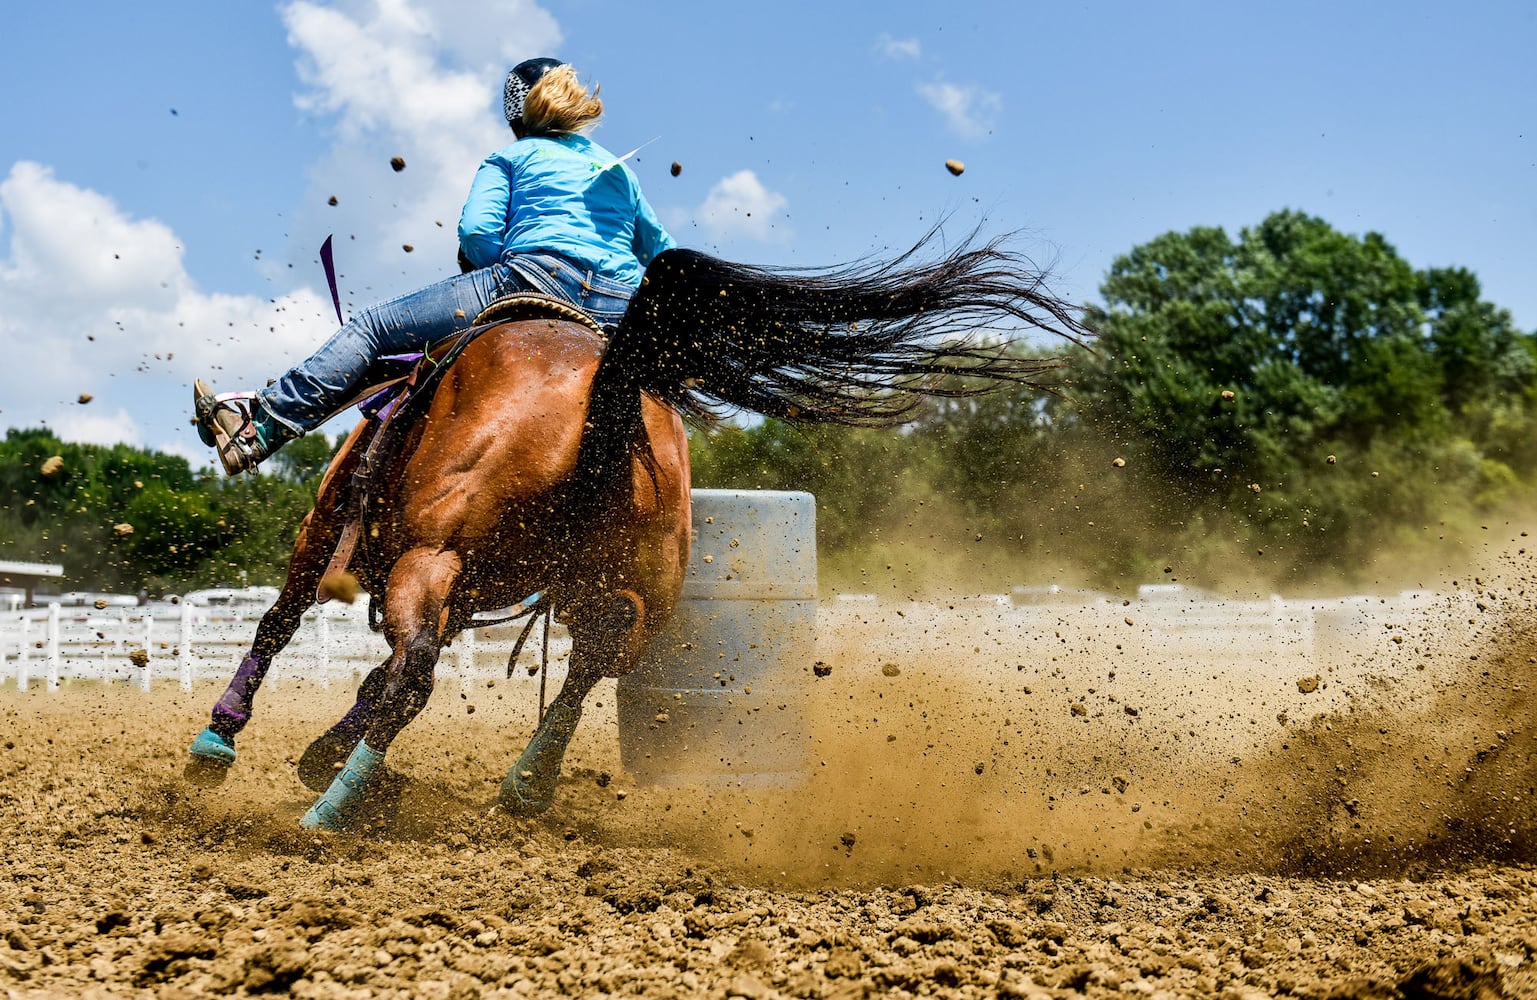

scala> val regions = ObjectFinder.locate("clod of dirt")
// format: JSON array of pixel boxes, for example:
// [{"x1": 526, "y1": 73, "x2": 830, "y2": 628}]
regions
[
  {"x1": 78, "y1": 393, "x2": 93, "y2": 404},
  {"x1": 390, "y1": 156, "x2": 406, "y2": 172},
  {"x1": 1070, "y1": 702, "x2": 1088, "y2": 717},
  {"x1": 813, "y1": 661, "x2": 832, "y2": 678},
  {"x1": 41, "y1": 455, "x2": 63, "y2": 477},
  {"x1": 944, "y1": 159, "x2": 965, "y2": 176},
  {"x1": 94, "y1": 599, "x2": 109, "y2": 610},
  {"x1": 670, "y1": 161, "x2": 683, "y2": 176},
  {"x1": 1327, "y1": 454, "x2": 1338, "y2": 464},
  {"x1": 1221, "y1": 389, "x2": 1235, "y2": 400},
  {"x1": 1112, "y1": 457, "x2": 1127, "y2": 468},
  {"x1": 402, "y1": 244, "x2": 414, "y2": 253},
  {"x1": 113, "y1": 523, "x2": 135, "y2": 538},
  {"x1": 1112, "y1": 774, "x2": 1130, "y2": 793},
  {"x1": 327, "y1": 195, "x2": 338, "y2": 206},
  {"x1": 1398, "y1": 954, "x2": 1505, "y2": 999},
  {"x1": 1297, "y1": 675, "x2": 1320, "y2": 694},
  {"x1": 881, "y1": 663, "x2": 901, "y2": 677},
  {"x1": 317, "y1": 571, "x2": 361, "y2": 604},
  {"x1": 128, "y1": 649, "x2": 149, "y2": 669}
]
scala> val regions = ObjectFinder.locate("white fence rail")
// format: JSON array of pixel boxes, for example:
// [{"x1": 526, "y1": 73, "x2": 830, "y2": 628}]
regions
[
  {"x1": 0, "y1": 600, "x2": 569, "y2": 692},
  {"x1": 0, "y1": 589, "x2": 1466, "y2": 694}
]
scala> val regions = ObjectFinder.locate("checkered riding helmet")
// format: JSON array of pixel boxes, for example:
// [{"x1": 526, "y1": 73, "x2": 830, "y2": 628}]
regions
[{"x1": 503, "y1": 57, "x2": 566, "y2": 127}]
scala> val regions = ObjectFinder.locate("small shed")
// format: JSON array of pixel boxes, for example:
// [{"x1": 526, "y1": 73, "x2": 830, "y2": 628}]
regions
[{"x1": 0, "y1": 560, "x2": 65, "y2": 608}]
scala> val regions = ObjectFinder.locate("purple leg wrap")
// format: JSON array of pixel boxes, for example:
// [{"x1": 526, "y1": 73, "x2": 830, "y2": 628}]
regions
[
  {"x1": 331, "y1": 695, "x2": 375, "y2": 740},
  {"x1": 210, "y1": 653, "x2": 268, "y2": 738}
]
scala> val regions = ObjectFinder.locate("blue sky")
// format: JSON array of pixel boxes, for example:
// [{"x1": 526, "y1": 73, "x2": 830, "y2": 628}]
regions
[{"x1": 1, "y1": 1, "x2": 1532, "y2": 464}]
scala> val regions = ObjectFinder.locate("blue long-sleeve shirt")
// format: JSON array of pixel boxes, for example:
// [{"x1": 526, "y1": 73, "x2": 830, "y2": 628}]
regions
[{"x1": 458, "y1": 133, "x2": 675, "y2": 288}]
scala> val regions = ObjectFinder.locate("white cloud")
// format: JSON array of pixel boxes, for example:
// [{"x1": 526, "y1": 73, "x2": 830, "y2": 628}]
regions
[
  {"x1": 0, "y1": 162, "x2": 335, "y2": 444},
  {"x1": 691, "y1": 170, "x2": 791, "y2": 244},
  {"x1": 48, "y1": 408, "x2": 144, "y2": 448},
  {"x1": 279, "y1": 0, "x2": 564, "y2": 293},
  {"x1": 917, "y1": 80, "x2": 1002, "y2": 138},
  {"x1": 876, "y1": 33, "x2": 921, "y2": 60},
  {"x1": 0, "y1": 0, "x2": 568, "y2": 449}
]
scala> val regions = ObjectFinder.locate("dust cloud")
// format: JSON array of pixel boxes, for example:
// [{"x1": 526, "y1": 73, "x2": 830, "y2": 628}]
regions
[{"x1": 592, "y1": 540, "x2": 1537, "y2": 890}]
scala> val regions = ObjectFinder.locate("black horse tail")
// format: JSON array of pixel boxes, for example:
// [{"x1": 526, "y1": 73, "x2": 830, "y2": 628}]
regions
[
  {"x1": 574, "y1": 231, "x2": 1093, "y2": 500},
  {"x1": 601, "y1": 230, "x2": 1092, "y2": 426}
]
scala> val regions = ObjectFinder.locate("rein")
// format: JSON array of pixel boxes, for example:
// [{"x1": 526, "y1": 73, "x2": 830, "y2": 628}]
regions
[{"x1": 488, "y1": 595, "x2": 555, "y2": 725}]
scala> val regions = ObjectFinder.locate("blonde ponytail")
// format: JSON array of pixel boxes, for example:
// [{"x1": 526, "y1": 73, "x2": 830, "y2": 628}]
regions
[{"x1": 521, "y1": 65, "x2": 603, "y2": 135}]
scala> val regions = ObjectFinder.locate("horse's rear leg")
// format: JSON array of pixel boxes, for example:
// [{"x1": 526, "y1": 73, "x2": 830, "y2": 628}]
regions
[
  {"x1": 499, "y1": 590, "x2": 645, "y2": 816},
  {"x1": 184, "y1": 512, "x2": 335, "y2": 786},
  {"x1": 301, "y1": 547, "x2": 460, "y2": 831},
  {"x1": 296, "y1": 660, "x2": 390, "y2": 792}
]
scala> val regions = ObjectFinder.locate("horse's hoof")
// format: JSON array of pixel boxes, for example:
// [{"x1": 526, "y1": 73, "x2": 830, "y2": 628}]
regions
[
  {"x1": 297, "y1": 730, "x2": 359, "y2": 793},
  {"x1": 497, "y1": 772, "x2": 553, "y2": 817},
  {"x1": 299, "y1": 740, "x2": 385, "y2": 832},
  {"x1": 184, "y1": 728, "x2": 235, "y2": 786},
  {"x1": 299, "y1": 799, "x2": 347, "y2": 832}
]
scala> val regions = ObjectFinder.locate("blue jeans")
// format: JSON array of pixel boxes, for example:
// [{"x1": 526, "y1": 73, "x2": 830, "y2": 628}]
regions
[{"x1": 257, "y1": 253, "x2": 634, "y2": 433}]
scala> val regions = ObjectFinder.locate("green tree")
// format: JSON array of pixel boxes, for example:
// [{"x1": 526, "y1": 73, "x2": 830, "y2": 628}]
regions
[{"x1": 1072, "y1": 210, "x2": 1537, "y2": 585}]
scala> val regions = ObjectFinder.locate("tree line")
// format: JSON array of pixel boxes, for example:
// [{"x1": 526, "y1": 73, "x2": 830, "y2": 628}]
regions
[{"x1": 3, "y1": 210, "x2": 1532, "y2": 598}]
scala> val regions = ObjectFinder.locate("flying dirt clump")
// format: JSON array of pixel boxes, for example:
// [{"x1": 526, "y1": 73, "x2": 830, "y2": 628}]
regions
[{"x1": 317, "y1": 570, "x2": 361, "y2": 604}]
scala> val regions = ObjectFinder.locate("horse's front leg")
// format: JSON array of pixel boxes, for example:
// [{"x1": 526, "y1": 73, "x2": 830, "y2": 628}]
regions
[
  {"x1": 499, "y1": 589, "x2": 646, "y2": 816},
  {"x1": 184, "y1": 542, "x2": 326, "y2": 785},
  {"x1": 186, "y1": 422, "x2": 364, "y2": 785},
  {"x1": 301, "y1": 548, "x2": 459, "y2": 831}
]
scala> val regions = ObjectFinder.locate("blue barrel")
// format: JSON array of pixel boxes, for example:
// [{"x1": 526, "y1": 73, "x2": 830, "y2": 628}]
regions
[{"x1": 617, "y1": 489, "x2": 817, "y2": 785}]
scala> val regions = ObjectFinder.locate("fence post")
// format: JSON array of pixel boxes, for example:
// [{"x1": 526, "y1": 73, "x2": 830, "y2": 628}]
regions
[
  {"x1": 140, "y1": 612, "x2": 154, "y2": 692},
  {"x1": 46, "y1": 603, "x2": 61, "y2": 691},
  {"x1": 318, "y1": 610, "x2": 332, "y2": 689},
  {"x1": 179, "y1": 602, "x2": 194, "y2": 691},
  {"x1": 458, "y1": 627, "x2": 477, "y2": 688},
  {"x1": 18, "y1": 614, "x2": 30, "y2": 692},
  {"x1": 1270, "y1": 594, "x2": 1286, "y2": 660}
]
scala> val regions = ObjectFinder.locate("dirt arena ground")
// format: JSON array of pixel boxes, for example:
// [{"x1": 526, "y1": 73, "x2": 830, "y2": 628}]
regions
[{"x1": 2, "y1": 589, "x2": 1536, "y2": 998}]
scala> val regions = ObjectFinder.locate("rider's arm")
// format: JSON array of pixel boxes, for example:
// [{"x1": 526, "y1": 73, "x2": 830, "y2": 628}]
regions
[{"x1": 458, "y1": 156, "x2": 513, "y2": 269}]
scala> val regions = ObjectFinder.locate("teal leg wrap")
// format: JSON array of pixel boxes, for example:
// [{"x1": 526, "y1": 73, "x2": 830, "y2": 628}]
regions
[
  {"x1": 184, "y1": 727, "x2": 236, "y2": 786},
  {"x1": 300, "y1": 740, "x2": 385, "y2": 831},
  {"x1": 189, "y1": 726, "x2": 236, "y2": 763},
  {"x1": 499, "y1": 702, "x2": 582, "y2": 817}
]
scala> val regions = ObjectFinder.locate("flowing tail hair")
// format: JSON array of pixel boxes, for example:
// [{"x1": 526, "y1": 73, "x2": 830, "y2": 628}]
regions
[
  {"x1": 573, "y1": 231, "x2": 1094, "y2": 493},
  {"x1": 604, "y1": 230, "x2": 1092, "y2": 426}
]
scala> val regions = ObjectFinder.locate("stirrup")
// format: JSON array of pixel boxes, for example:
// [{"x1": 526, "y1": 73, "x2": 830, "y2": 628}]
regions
[{"x1": 193, "y1": 380, "x2": 262, "y2": 476}]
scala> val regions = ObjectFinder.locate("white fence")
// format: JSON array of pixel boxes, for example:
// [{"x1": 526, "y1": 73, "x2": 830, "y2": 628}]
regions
[
  {"x1": 0, "y1": 599, "x2": 569, "y2": 693},
  {"x1": 0, "y1": 587, "x2": 1470, "y2": 694}
]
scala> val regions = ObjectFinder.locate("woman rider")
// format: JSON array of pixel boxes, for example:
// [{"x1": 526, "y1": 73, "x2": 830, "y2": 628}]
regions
[{"x1": 195, "y1": 58, "x2": 675, "y2": 475}]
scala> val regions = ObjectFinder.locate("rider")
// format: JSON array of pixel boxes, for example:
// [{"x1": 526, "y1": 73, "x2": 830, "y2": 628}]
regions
[{"x1": 195, "y1": 58, "x2": 675, "y2": 475}]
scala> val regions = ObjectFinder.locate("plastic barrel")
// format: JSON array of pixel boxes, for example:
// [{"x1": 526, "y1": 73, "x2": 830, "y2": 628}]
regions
[{"x1": 617, "y1": 489, "x2": 817, "y2": 786}]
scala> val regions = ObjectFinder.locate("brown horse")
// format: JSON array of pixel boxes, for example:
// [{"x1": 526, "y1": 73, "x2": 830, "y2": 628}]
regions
[{"x1": 184, "y1": 236, "x2": 1090, "y2": 831}]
